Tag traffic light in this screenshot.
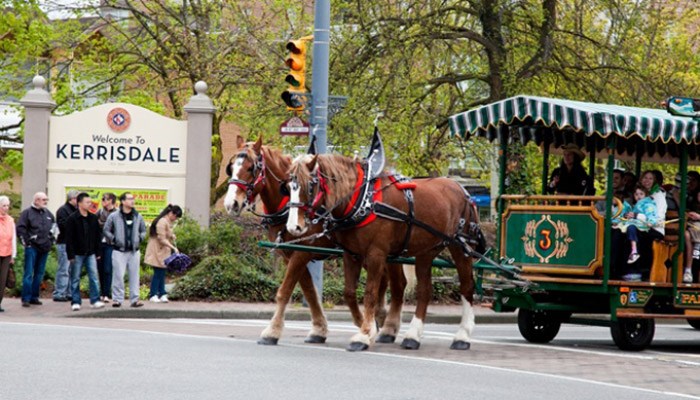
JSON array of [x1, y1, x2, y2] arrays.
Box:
[[282, 39, 307, 111]]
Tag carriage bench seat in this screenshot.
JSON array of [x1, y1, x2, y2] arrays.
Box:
[[649, 211, 683, 283]]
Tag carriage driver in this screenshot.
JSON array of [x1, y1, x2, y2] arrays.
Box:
[[546, 143, 594, 196]]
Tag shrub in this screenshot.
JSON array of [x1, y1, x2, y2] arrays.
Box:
[[170, 255, 277, 302]]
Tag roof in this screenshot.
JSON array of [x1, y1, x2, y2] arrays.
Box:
[[448, 95, 700, 161]]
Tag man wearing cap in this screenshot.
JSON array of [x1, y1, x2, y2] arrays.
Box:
[[53, 189, 79, 302], [546, 144, 594, 196]]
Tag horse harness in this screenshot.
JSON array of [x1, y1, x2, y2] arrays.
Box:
[[303, 161, 479, 257]]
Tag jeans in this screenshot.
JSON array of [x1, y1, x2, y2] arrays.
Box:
[[21, 247, 49, 303], [70, 254, 100, 305], [53, 244, 72, 300], [97, 244, 113, 298], [148, 267, 167, 298], [626, 225, 640, 244]]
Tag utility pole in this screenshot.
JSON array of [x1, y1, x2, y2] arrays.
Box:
[[305, 0, 331, 301]]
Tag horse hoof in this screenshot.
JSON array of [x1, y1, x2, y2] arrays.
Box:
[[257, 337, 279, 346], [346, 342, 369, 352], [450, 340, 471, 350], [400, 338, 421, 350], [304, 335, 327, 344], [376, 334, 396, 344]]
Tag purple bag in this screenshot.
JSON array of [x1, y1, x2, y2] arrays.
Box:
[[164, 253, 192, 273]]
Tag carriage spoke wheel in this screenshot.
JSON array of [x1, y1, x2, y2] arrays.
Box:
[[517, 309, 561, 344], [610, 318, 655, 351], [687, 319, 700, 330]]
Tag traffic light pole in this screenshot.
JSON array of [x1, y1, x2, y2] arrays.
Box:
[[310, 0, 330, 153], [305, 0, 331, 302]]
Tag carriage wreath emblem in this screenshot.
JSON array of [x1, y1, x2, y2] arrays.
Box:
[[522, 214, 573, 263], [107, 107, 131, 133]]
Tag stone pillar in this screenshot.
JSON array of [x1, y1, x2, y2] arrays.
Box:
[[183, 81, 215, 227], [19, 76, 55, 209]]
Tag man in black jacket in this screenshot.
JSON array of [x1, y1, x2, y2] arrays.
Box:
[[16, 192, 56, 307], [53, 190, 79, 302], [65, 193, 104, 311]]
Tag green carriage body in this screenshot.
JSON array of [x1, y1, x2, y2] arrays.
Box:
[[449, 95, 700, 350]]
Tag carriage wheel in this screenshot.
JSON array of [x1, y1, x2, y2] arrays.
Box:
[[610, 318, 655, 351], [687, 319, 700, 330], [517, 309, 562, 344]]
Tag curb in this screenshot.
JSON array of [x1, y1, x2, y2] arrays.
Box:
[[72, 309, 519, 324]]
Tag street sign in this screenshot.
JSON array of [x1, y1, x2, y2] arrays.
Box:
[[279, 116, 310, 136]]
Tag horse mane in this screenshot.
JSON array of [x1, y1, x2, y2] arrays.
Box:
[[261, 145, 291, 180], [317, 154, 362, 207], [290, 153, 366, 207]]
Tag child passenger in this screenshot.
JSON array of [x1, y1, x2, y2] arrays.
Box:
[[613, 184, 659, 268]]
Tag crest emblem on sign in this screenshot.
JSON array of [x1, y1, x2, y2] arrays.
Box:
[[107, 107, 131, 133], [522, 215, 573, 263]]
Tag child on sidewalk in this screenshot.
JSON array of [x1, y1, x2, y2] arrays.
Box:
[[613, 184, 659, 280]]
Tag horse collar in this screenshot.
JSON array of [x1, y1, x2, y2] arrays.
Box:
[[330, 163, 381, 230]]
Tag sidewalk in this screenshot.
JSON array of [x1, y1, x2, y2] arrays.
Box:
[[0, 297, 517, 324]]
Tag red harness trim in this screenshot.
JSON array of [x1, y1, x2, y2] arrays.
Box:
[[263, 196, 289, 214], [389, 175, 417, 190], [342, 164, 366, 216], [340, 164, 382, 228], [355, 180, 382, 228]]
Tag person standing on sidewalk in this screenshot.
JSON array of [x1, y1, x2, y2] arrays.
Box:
[[103, 192, 146, 308], [96, 192, 117, 302], [0, 195, 17, 312], [16, 192, 56, 307], [53, 189, 79, 302], [65, 193, 104, 311], [144, 204, 182, 303]]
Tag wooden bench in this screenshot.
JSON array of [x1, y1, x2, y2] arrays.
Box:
[[650, 211, 684, 283]]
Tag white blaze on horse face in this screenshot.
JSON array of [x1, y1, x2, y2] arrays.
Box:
[[286, 180, 307, 236], [223, 158, 246, 214], [453, 295, 475, 343]]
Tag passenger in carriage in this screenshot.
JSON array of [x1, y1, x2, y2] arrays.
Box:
[[683, 180, 700, 283], [546, 144, 594, 195], [610, 170, 667, 281], [612, 184, 659, 267]]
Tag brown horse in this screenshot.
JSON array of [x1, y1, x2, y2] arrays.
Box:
[[223, 138, 399, 345], [286, 153, 476, 351]]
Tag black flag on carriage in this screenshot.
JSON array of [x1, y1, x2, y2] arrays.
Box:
[[307, 134, 317, 155], [366, 126, 385, 179]]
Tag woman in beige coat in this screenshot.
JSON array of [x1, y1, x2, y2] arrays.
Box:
[[144, 204, 182, 303]]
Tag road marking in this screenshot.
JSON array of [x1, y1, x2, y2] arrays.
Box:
[[2, 320, 698, 399]]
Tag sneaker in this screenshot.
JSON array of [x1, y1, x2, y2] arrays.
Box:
[[159, 295, 169, 303], [91, 301, 105, 309], [53, 297, 69, 302], [71, 304, 81, 311], [112, 302, 121, 308], [21, 302, 30, 308], [149, 296, 161, 303], [130, 301, 144, 308], [627, 252, 640, 264], [102, 297, 111, 303], [683, 269, 693, 283], [29, 300, 43, 305], [622, 273, 642, 282]]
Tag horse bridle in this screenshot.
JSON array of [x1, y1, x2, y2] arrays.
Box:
[[288, 169, 328, 220], [228, 149, 265, 206]]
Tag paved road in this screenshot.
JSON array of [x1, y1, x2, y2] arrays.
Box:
[[1, 319, 698, 399]]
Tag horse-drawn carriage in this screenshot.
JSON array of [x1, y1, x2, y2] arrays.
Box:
[[226, 94, 700, 352], [449, 95, 700, 350]]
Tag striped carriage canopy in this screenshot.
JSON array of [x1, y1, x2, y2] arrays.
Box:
[[448, 95, 700, 161]]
